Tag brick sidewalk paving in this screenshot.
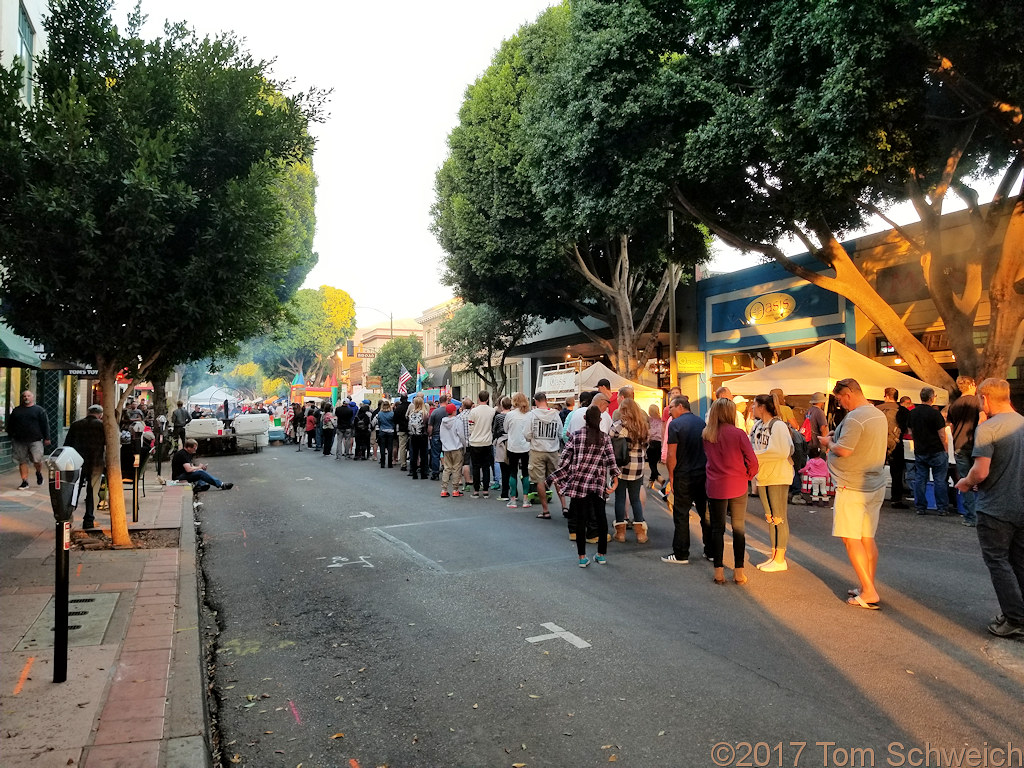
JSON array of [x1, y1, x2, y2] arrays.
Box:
[[0, 474, 210, 768]]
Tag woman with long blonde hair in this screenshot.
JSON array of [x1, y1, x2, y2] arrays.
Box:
[[502, 392, 533, 508], [407, 396, 430, 479], [703, 398, 759, 584], [609, 398, 651, 543]]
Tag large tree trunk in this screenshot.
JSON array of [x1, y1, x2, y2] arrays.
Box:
[[97, 358, 131, 548], [569, 235, 675, 381], [980, 200, 1024, 380]]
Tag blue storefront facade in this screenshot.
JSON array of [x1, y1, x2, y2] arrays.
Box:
[[694, 253, 856, 413]]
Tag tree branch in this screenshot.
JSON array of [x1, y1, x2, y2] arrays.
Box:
[[569, 242, 618, 299], [671, 184, 778, 259], [636, 268, 673, 336], [572, 317, 614, 356], [859, 201, 927, 257]]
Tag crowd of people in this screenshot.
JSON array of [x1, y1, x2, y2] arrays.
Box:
[[194, 375, 1022, 639]]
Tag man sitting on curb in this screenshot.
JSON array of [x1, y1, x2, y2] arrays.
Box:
[[171, 439, 233, 490]]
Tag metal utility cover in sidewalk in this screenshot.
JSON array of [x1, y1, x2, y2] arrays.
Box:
[[15, 593, 120, 651]]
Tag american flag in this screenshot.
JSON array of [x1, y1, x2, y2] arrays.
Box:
[[397, 364, 412, 395]]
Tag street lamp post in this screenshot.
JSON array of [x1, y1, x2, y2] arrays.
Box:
[[667, 209, 678, 389], [356, 305, 393, 339]]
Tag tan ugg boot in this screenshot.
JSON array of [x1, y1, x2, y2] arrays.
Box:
[[634, 521, 648, 543], [613, 522, 627, 543]]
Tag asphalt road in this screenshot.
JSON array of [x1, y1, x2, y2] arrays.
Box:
[[196, 443, 1024, 768]]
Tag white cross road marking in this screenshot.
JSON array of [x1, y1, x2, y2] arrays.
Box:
[[327, 556, 374, 569], [526, 622, 591, 649], [349, 511, 375, 519]]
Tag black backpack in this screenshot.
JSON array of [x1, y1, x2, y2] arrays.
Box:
[[789, 424, 808, 471], [354, 412, 370, 434]]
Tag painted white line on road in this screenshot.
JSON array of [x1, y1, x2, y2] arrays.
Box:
[[376, 516, 483, 530], [526, 622, 591, 649], [327, 556, 374, 568], [349, 511, 375, 519], [296, 476, 313, 481]]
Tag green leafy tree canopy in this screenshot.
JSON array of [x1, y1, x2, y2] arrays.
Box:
[[0, 0, 325, 545], [438, 303, 540, 398], [369, 336, 423, 397]]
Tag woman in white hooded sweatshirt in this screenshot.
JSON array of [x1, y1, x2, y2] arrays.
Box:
[[503, 392, 533, 508], [749, 393, 795, 571]]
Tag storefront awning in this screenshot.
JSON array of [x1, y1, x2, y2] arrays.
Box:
[[0, 324, 42, 368]]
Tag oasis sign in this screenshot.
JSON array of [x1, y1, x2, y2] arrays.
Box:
[[745, 293, 796, 325]]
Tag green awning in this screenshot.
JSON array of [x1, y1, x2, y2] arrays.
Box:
[[0, 324, 42, 368]]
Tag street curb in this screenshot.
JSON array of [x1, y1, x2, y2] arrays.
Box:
[[163, 493, 213, 768]]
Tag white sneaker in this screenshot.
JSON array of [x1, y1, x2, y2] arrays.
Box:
[[507, 500, 518, 508], [522, 500, 532, 508], [758, 560, 788, 572]]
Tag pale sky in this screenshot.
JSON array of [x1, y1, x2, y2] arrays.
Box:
[[113, 0, 558, 330]]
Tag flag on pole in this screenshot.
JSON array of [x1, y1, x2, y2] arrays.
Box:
[[398, 364, 412, 395], [415, 361, 428, 392]]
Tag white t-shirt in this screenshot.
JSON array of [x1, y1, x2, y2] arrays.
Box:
[[467, 403, 496, 447]]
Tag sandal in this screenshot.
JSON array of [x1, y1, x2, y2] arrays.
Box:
[[536, 512, 551, 519], [847, 595, 881, 610]]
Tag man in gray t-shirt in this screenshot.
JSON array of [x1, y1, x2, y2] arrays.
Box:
[[956, 378, 1024, 638], [821, 378, 888, 610]]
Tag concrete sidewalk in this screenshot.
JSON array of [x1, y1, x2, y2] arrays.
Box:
[[0, 472, 211, 768]]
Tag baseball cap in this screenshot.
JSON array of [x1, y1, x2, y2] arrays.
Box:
[[445, 403, 457, 416], [732, 395, 748, 405], [810, 392, 826, 404]]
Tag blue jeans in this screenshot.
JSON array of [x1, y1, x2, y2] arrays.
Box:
[[429, 435, 442, 477], [178, 469, 223, 488], [614, 477, 645, 523], [955, 451, 976, 523], [913, 451, 950, 513]]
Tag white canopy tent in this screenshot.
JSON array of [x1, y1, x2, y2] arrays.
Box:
[[188, 385, 240, 410], [578, 361, 664, 413], [721, 340, 949, 405]]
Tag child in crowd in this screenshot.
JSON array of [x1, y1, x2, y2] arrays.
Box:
[[800, 455, 831, 506], [439, 403, 468, 497]]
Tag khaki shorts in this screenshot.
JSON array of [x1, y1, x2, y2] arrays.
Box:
[[13, 440, 44, 465], [832, 485, 885, 539], [529, 451, 559, 484]]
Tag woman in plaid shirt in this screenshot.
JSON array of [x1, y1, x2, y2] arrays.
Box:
[[548, 406, 621, 567]]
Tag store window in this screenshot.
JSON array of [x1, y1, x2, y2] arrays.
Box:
[[18, 3, 35, 106], [710, 344, 813, 394], [1, 368, 24, 430]]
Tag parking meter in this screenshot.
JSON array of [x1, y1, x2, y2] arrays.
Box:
[[46, 447, 84, 522], [44, 446, 83, 684], [155, 414, 168, 476]]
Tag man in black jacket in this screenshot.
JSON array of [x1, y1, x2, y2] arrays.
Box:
[[334, 399, 354, 459], [909, 387, 951, 516], [394, 394, 410, 471], [6, 390, 50, 489], [64, 404, 106, 528]]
